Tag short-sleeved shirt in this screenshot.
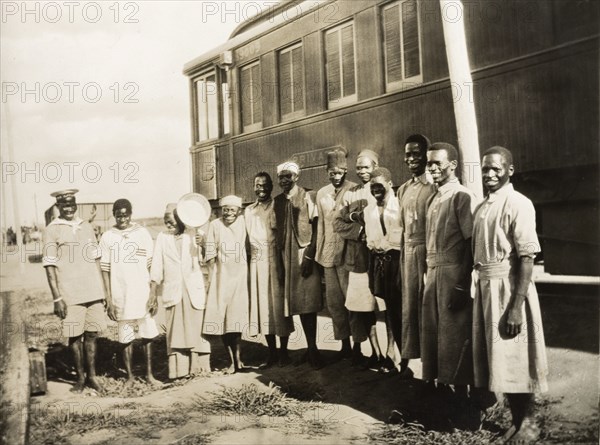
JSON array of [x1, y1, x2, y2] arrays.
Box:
[[472, 183, 540, 267], [426, 179, 478, 265], [42, 218, 105, 305], [100, 224, 154, 320]]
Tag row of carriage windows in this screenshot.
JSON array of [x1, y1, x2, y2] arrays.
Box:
[[194, 0, 421, 143]]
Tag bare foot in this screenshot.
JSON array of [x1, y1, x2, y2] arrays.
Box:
[[509, 418, 540, 443], [224, 364, 236, 375], [235, 361, 250, 373], [496, 424, 517, 444], [259, 355, 278, 370], [123, 378, 136, 390], [70, 380, 85, 393], [146, 375, 163, 388], [86, 376, 105, 394]]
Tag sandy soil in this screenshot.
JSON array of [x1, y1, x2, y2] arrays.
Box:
[[1, 248, 598, 444]]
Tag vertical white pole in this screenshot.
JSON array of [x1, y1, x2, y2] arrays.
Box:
[[439, 0, 483, 199]]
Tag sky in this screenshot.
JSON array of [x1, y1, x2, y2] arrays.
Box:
[[1, 0, 271, 226]]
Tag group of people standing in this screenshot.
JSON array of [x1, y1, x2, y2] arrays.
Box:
[[42, 134, 548, 443]]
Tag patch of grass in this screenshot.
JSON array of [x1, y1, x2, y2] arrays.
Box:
[[194, 382, 323, 418], [172, 433, 213, 445], [29, 404, 190, 445], [278, 419, 330, 437], [366, 422, 498, 445]]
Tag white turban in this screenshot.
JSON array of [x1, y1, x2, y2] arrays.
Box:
[[277, 161, 300, 175], [219, 195, 242, 208], [164, 203, 177, 215]]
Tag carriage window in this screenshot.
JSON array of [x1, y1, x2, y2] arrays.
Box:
[[195, 72, 219, 142], [240, 61, 262, 132], [325, 21, 357, 108], [382, 0, 422, 91], [279, 42, 305, 120]]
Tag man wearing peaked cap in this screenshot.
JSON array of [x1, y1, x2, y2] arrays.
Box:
[[274, 160, 324, 368], [100, 198, 160, 387], [42, 188, 107, 394], [315, 149, 358, 363]]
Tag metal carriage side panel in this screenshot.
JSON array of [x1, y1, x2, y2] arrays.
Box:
[[230, 87, 457, 196], [473, 41, 599, 173]]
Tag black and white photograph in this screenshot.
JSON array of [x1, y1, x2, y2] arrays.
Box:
[[1, 1, 598, 444]]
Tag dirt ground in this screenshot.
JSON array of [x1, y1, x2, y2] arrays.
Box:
[[1, 246, 598, 444]]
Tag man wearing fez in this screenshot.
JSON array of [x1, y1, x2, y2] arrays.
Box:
[[315, 149, 357, 361], [472, 146, 548, 442], [100, 199, 160, 387], [274, 161, 324, 369], [334, 149, 394, 371], [421, 143, 477, 397], [245, 172, 295, 368], [43, 189, 106, 393], [397, 134, 436, 377]]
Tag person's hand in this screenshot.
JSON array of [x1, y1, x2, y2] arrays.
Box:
[[276, 258, 285, 284], [350, 210, 365, 226], [147, 296, 158, 316], [105, 301, 118, 322], [54, 299, 67, 319], [505, 303, 523, 337], [301, 257, 313, 278], [448, 286, 470, 311], [194, 230, 205, 247]]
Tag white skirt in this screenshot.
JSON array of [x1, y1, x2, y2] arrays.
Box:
[[345, 272, 386, 312]]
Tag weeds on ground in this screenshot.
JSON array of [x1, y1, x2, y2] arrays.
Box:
[[29, 403, 191, 445], [171, 433, 213, 445], [194, 381, 323, 418]]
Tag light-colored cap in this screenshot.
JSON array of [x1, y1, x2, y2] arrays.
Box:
[[357, 149, 379, 165], [277, 161, 300, 175], [164, 203, 177, 215], [219, 195, 242, 208], [50, 188, 79, 203]]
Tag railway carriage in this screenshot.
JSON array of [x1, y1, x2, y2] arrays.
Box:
[[183, 0, 598, 275]]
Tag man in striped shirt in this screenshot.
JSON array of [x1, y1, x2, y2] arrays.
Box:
[[100, 198, 160, 387]]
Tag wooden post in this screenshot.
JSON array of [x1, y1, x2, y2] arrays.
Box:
[[439, 0, 483, 200], [0, 291, 30, 445]]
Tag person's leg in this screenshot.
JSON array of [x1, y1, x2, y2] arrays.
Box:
[[69, 335, 85, 392], [323, 267, 351, 359], [81, 300, 107, 392], [122, 341, 135, 386], [261, 334, 278, 368], [300, 313, 323, 369], [367, 317, 382, 356], [506, 393, 539, 441], [143, 339, 161, 386], [381, 310, 398, 372], [278, 336, 291, 366], [221, 334, 236, 374], [83, 331, 104, 393], [231, 333, 246, 371]]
